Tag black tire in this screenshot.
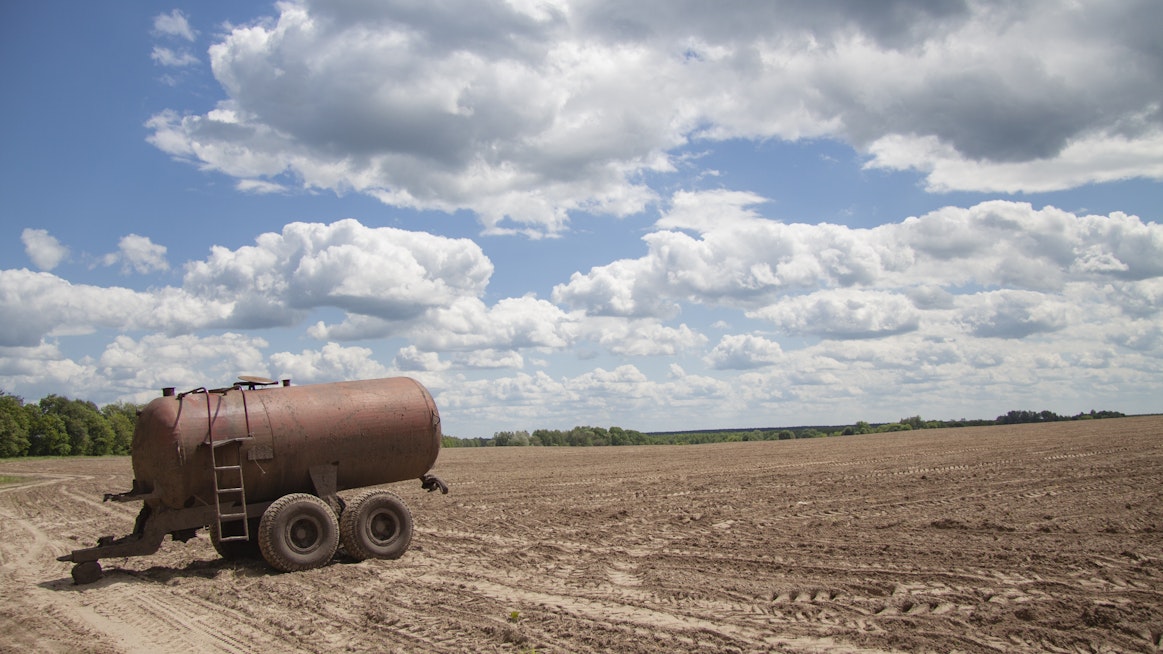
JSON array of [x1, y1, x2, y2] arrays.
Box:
[[71, 560, 103, 585], [340, 490, 413, 561], [258, 494, 339, 572], [210, 518, 262, 560]]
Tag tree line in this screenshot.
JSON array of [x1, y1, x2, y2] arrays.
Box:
[[0, 391, 138, 458], [444, 409, 1127, 448], [0, 388, 1128, 457]]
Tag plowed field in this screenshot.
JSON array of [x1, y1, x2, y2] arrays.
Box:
[[2, 416, 1161, 653]]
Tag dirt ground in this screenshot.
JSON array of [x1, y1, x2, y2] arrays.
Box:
[[1, 416, 1161, 653]]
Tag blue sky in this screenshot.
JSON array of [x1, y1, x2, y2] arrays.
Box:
[[2, 1, 1161, 437]]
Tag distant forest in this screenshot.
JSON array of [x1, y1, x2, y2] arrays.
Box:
[[443, 409, 1127, 448], [0, 388, 1128, 458]]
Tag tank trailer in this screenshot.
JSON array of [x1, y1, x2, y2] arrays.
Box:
[[58, 376, 448, 584]]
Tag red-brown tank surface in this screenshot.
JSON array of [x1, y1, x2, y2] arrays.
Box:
[[131, 377, 441, 511]]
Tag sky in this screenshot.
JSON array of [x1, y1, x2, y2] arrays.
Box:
[[1, 0, 1161, 438]]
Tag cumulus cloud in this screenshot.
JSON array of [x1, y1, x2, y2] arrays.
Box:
[[146, 0, 1163, 234], [0, 341, 95, 397], [581, 318, 706, 357], [410, 296, 574, 351], [558, 193, 1163, 321], [183, 219, 493, 329], [0, 270, 154, 347], [394, 345, 450, 372], [956, 291, 1070, 339], [896, 202, 1163, 289], [21, 228, 69, 271], [99, 332, 269, 392], [556, 192, 892, 315], [102, 234, 169, 274], [543, 191, 1163, 424], [153, 9, 195, 41], [454, 349, 526, 370], [750, 290, 921, 339], [270, 342, 391, 382], [705, 334, 784, 370], [1, 220, 499, 349]]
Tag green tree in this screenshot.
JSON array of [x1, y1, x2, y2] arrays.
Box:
[[492, 430, 531, 446], [101, 402, 138, 455], [899, 415, 926, 430], [877, 423, 912, 432], [532, 429, 565, 446], [38, 395, 117, 455], [28, 411, 70, 456], [0, 392, 32, 458], [39, 395, 90, 455], [84, 410, 116, 455]]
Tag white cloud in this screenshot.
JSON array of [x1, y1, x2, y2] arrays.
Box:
[[552, 256, 678, 318], [558, 194, 1163, 319], [0, 269, 155, 347], [0, 341, 95, 397], [153, 9, 196, 41], [705, 334, 784, 370], [151, 46, 199, 67], [236, 179, 288, 194], [955, 291, 1071, 339], [394, 345, 450, 372], [2, 220, 499, 348], [269, 342, 391, 383], [183, 219, 493, 328], [146, 1, 1163, 234], [865, 129, 1163, 193], [580, 318, 706, 357], [539, 192, 1163, 427], [410, 296, 574, 351], [102, 234, 169, 274], [749, 289, 921, 339], [454, 349, 525, 370], [21, 228, 69, 271], [99, 332, 270, 392]]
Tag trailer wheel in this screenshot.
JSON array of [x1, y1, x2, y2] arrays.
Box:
[[71, 560, 103, 585], [210, 518, 261, 560], [340, 490, 413, 561], [258, 493, 339, 572]]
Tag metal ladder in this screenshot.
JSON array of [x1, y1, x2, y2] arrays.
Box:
[[200, 386, 254, 542], [211, 439, 249, 541]]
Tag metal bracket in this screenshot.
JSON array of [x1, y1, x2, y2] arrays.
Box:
[[420, 474, 449, 494]]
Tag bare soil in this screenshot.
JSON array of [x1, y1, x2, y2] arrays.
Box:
[[2, 417, 1161, 653]]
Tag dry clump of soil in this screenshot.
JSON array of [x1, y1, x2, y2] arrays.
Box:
[[2, 416, 1161, 653]]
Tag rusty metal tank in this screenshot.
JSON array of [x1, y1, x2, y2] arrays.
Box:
[[131, 377, 442, 511]]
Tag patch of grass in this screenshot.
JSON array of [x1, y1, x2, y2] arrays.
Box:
[[0, 475, 23, 485]]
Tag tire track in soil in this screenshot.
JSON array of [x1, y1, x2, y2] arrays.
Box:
[[0, 469, 312, 654], [433, 571, 916, 653], [420, 527, 979, 653]]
